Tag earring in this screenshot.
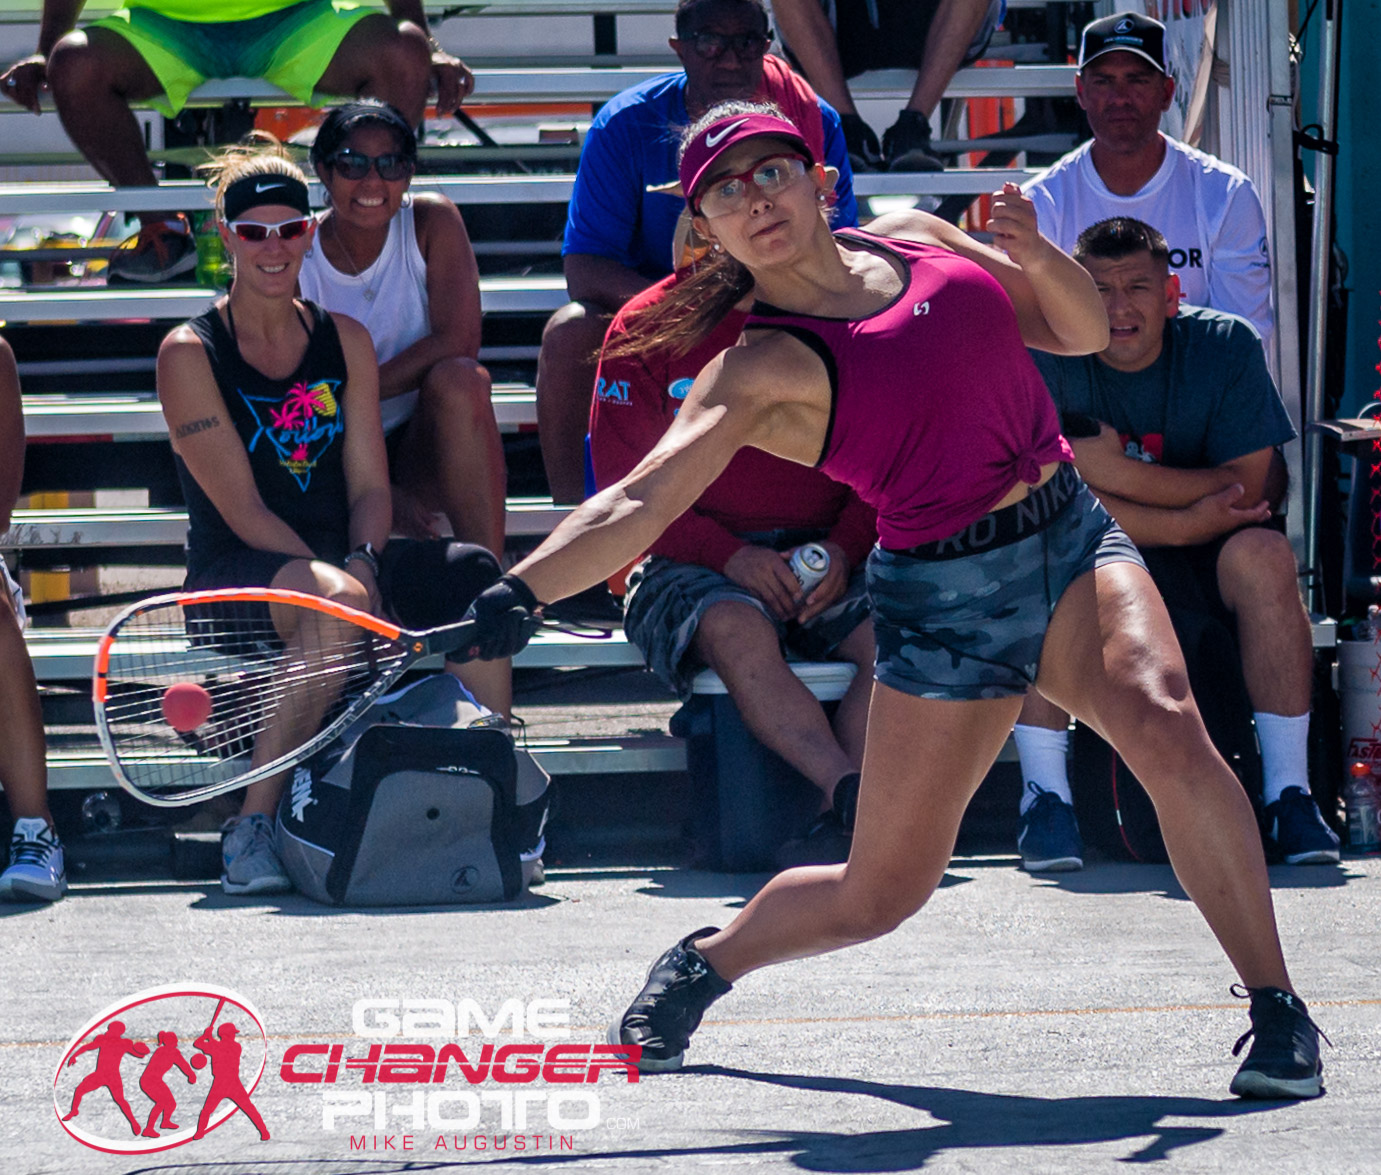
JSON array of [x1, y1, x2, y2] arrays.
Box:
[[711, 242, 723, 253], [817, 191, 827, 204]]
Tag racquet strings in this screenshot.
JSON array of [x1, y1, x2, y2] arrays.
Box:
[[100, 596, 409, 800]]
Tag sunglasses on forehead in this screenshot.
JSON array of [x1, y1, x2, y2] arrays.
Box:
[[681, 29, 772, 60], [327, 149, 415, 182], [228, 216, 314, 243]]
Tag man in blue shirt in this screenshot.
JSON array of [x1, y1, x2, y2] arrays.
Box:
[[1013, 217, 1338, 873], [536, 0, 857, 504]]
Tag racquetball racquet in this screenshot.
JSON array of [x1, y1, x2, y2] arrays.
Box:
[[92, 587, 508, 808]]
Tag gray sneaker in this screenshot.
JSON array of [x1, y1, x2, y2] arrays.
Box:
[[221, 813, 291, 895], [0, 817, 67, 902], [106, 218, 197, 284]]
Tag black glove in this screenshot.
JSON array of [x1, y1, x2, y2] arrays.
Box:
[[464, 574, 543, 660]]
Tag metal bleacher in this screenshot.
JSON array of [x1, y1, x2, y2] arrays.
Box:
[[1, 0, 1088, 798]]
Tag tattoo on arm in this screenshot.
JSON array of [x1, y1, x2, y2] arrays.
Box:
[[175, 415, 220, 440]]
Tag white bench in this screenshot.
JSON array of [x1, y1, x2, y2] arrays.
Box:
[[0, 496, 573, 550], [0, 167, 1040, 219], [0, 275, 568, 324], [21, 385, 538, 440]]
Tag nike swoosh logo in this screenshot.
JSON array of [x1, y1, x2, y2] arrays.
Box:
[[913, 301, 930, 316], [255, 182, 283, 193], [705, 119, 749, 147]]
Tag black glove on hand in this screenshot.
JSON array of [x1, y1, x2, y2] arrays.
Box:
[[465, 574, 542, 660]]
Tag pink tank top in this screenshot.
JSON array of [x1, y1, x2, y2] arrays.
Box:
[[745, 230, 1073, 549]]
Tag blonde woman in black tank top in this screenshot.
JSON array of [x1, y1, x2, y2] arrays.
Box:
[[158, 142, 501, 897]]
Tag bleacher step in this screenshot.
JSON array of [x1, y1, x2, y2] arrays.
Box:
[[24, 623, 644, 682], [21, 385, 538, 440], [45, 732, 687, 791]]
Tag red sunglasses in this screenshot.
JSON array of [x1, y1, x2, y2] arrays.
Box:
[[228, 216, 314, 243]]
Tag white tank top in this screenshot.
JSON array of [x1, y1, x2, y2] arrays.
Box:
[[299, 196, 430, 435]]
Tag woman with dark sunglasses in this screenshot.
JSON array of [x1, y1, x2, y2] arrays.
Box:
[[157, 139, 503, 897], [300, 99, 511, 716]]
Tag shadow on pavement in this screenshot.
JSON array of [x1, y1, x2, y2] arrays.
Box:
[[116, 1065, 1288, 1174], [1014, 859, 1356, 900]]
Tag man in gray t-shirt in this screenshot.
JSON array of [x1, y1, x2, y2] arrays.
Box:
[[1012, 217, 1338, 874]]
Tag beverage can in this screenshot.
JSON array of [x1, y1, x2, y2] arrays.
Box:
[[788, 542, 830, 595]]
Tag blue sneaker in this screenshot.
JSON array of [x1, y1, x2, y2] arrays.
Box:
[[1265, 787, 1341, 865], [220, 813, 291, 896], [0, 818, 67, 902], [1017, 783, 1084, 872]]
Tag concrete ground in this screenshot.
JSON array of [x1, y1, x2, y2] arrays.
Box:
[[3, 850, 1377, 1174]]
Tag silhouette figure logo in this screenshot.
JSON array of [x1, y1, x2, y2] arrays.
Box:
[[54, 984, 269, 1155]]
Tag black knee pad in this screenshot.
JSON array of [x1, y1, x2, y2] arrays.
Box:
[[380, 540, 502, 631]]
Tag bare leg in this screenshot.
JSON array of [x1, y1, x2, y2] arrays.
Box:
[[1036, 561, 1291, 992], [906, 0, 993, 118], [699, 685, 1023, 981], [536, 302, 610, 504], [829, 619, 875, 768], [0, 589, 50, 823], [769, 0, 857, 114], [448, 656, 512, 721], [1216, 528, 1312, 716], [44, 29, 163, 216], [693, 601, 858, 802], [1020, 690, 1069, 729], [394, 357, 506, 553], [237, 560, 370, 818], [316, 15, 432, 127]]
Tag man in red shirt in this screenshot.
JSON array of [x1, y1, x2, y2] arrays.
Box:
[[591, 273, 876, 866]]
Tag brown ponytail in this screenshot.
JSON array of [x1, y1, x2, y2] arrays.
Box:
[[602, 252, 754, 361]]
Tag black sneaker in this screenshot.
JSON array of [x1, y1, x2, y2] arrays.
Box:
[[831, 770, 860, 830], [1265, 787, 1341, 864], [882, 110, 944, 173], [1016, 783, 1084, 872], [840, 113, 884, 173], [1229, 985, 1328, 1099], [606, 927, 732, 1072], [774, 810, 851, 869]]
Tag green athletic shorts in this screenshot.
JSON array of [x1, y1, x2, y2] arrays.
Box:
[[91, 0, 386, 117]]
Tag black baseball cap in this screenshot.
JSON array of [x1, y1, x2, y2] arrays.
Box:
[[1078, 12, 1168, 74]]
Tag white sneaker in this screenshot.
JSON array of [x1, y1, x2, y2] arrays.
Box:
[[220, 814, 291, 895], [0, 818, 67, 901]]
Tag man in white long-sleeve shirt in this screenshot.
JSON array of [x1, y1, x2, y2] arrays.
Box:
[[1023, 11, 1274, 359]]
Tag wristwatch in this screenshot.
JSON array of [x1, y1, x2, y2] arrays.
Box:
[[343, 542, 380, 577]]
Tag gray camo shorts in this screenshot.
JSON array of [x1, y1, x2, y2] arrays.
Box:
[[623, 529, 872, 700], [868, 467, 1143, 700]]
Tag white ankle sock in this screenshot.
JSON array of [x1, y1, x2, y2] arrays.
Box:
[[1014, 723, 1072, 813], [1255, 711, 1311, 805]]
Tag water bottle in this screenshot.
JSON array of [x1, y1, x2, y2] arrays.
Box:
[[788, 542, 830, 595], [1344, 760, 1381, 852], [194, 212, 228, 289]]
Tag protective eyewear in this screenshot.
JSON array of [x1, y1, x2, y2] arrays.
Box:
[[682, 30, 772, 60], [328, 149, 415, 182], [228, 216, 315, 243], [695, 155, 809, 218]]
